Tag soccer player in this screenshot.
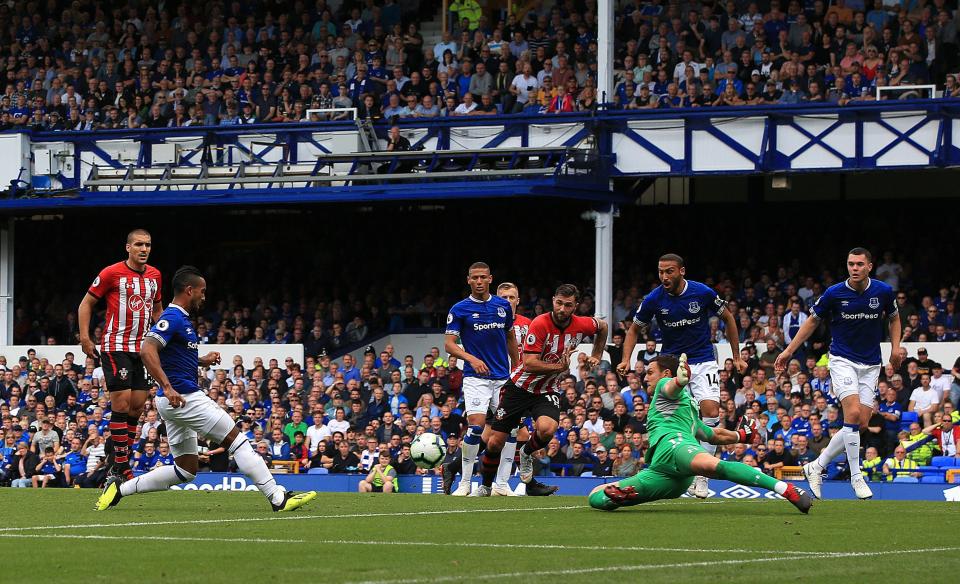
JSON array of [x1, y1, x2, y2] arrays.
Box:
[[79, 228, 162, 481], [588, 353, 811, 513], [494, 282, 560, 497], [476, 284, 608, 497], [96, 266, 317, 512], [618, 253, 746, 498], [443, 262, 520, 496], [775, 247, 901, 500]]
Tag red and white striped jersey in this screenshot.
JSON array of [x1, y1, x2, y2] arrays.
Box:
[[88, 261, 162, 353], [512, 314, 532, 349], [510, 313, 600, 394]]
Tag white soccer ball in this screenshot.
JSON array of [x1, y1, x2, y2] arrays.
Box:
[[410, 432, 446, 469]]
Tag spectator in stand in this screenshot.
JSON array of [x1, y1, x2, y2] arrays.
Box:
[[882, 445, 921, 481], [909, 373, 942, 426], [921, 414, 960, 457]]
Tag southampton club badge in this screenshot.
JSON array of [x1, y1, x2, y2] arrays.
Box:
[[119, 367, 129, 380], [688, 301, 701, 314], [869, 297, 879, 309]]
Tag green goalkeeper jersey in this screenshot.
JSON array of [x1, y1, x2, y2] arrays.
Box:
[[645, 377, 705, 463]]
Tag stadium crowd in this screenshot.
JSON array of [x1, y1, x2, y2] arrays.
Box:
[[1, 0, 959, 133], [2, 246, 959, 488]]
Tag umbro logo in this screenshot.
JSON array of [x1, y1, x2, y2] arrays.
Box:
[[841, 301, 850, 306], [660, 308, 670, 314], [472, 313, 480, 319]]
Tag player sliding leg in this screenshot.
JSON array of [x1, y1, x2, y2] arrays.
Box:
[[618, 254, 747, 499], [95, 266, 317, 512], [589, 353, 810, 513], [775, 247, 901, 500], [442, 263, 519, 496]]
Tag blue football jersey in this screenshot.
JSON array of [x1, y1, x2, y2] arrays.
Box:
[[445, 295, 514, 380], [633, 279, 725, 364], [144, 304, 202, 394], [810, 278, 897, 365]]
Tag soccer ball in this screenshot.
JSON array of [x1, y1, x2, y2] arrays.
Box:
[[410, 432, 446, 469]]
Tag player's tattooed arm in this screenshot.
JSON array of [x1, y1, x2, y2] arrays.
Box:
[[887, 313, 903, 370], [719, 308, 747, 373], [587, 317, 608, 368], [616, 321, 646, 376], [141, 337, 183, 407]]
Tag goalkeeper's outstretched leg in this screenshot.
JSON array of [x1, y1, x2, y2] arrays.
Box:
[[588, 450, 812, 514]]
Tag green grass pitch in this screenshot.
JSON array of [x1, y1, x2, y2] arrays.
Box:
[[0, 490, 958, 583]]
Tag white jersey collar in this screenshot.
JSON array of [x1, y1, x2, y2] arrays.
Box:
[[844, 278, 872, 294], [169, 303, 190, 316], [667, 280, 689, 297]]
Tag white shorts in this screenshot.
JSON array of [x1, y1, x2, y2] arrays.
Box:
[[828, 354, 880, 407], [687, 361, 721, 405], [462, 377, 506, 416], [156, 391, 236, 458]]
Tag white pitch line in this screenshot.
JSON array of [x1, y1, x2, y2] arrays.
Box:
[[0, 504, 582, 533], [0, 497, 734, 534], [349, 547, 960, 584], [0, 533, 305, 544], [0, 533, 819, 556], [280, 539, 822, 556]]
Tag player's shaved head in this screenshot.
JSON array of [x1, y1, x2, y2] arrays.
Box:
[[658, 253, 685, 267], [172, 265, 204, 294], [468, 261, 490, 273], [847, 247, 873, 263], [127, 228, 151, 243]]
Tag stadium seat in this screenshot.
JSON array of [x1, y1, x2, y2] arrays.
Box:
[[920, 475, 945, 484], [893, 476, 919, 483], [899, 411, 919, 431], [932, 456, 959, 467], [307, 468, 329, 475]]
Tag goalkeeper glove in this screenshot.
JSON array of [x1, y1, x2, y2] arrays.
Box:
[[676, 353, 690, 387], [736, 416, 760, 444]]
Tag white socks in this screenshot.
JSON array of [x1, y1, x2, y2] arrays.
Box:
[[230, 437, 285, 506], [815, 424, 860, 477], [841, 425, 863, 480], [461, 425, 483, 481], [496, 429, 519, 486], [119, 464, 195, 496]]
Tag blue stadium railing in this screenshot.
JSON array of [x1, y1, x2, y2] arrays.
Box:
[[3, 98, 960, 210]]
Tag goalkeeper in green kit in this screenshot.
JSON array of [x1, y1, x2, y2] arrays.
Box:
[[588, 353, 812, 514]]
